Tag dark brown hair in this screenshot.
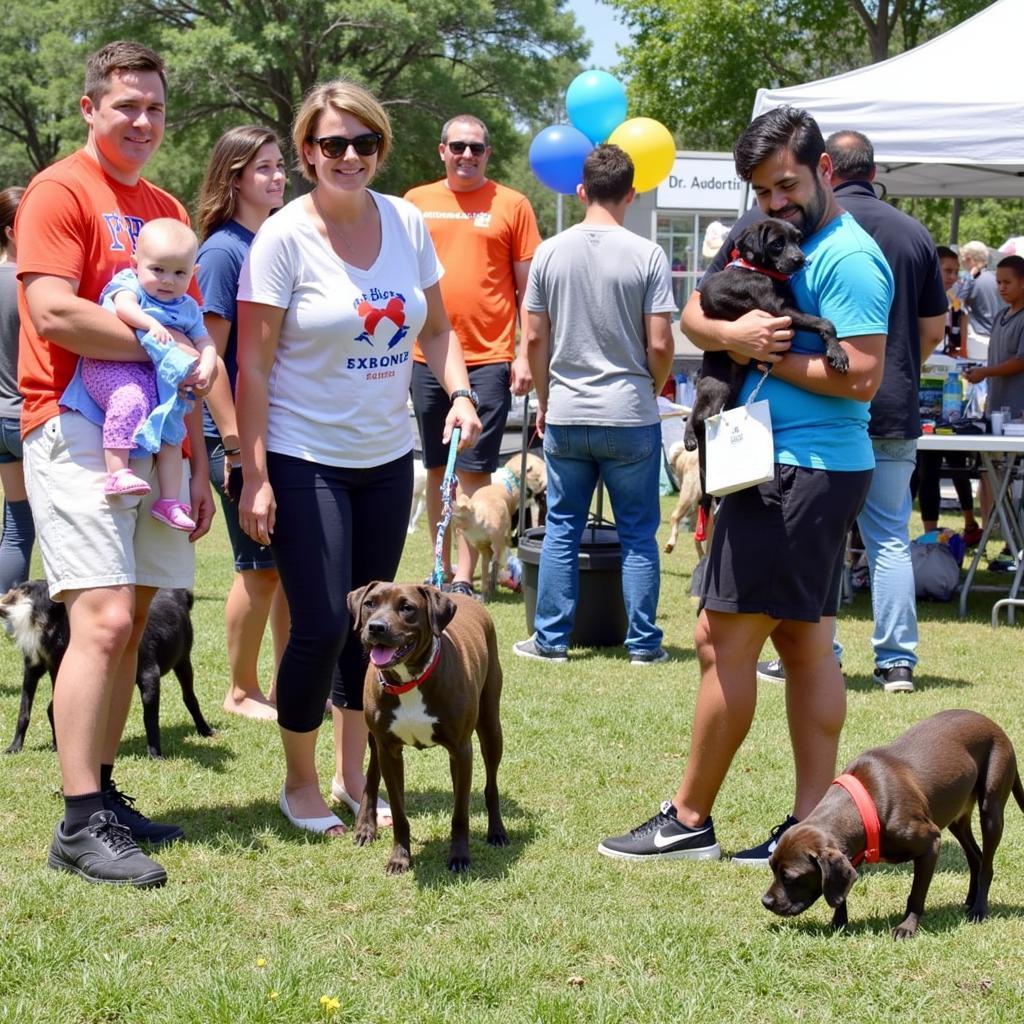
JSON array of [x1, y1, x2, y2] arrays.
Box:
[[84, 41, 166, 102], [0, 186, 24, 255]]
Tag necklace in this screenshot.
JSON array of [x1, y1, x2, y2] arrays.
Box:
[[313, 192, 369, 254]]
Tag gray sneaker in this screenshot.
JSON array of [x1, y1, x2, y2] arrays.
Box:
[[512, 636, 567, 662], [872, 664, 914, 693], [630, 647, 670, 666], [48, 810, 168, 888], [755, 658, 786, 683]]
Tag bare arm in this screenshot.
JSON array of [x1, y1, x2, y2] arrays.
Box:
[[524, 309, 551, 434], [646, 312, 674, 396], [236, 300, 285, 545], [770, 333, 886, 401], [964, 354, 1024, 384], [185, 402, 215, 543], [680, 288, 793, 363], [510, 258, 533, 395], [919, 313, 946, 363], [202, 313, 240, 476], [418, 282, 482, 450], [111, 289, 173, 344], [22, 274, 155, 362]]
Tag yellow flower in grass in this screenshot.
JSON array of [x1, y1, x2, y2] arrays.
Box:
[[256, 958, 267, 968], [320, 995, 341, 1015], [268, 991, 279, 1001]]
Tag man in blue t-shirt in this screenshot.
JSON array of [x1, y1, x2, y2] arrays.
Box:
[[599, 106, 893, 868]]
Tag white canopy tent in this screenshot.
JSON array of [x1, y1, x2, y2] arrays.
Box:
[[750, 0, 1024, 199]]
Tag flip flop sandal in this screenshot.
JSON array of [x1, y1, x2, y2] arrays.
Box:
[[104, 468, 152, 496]]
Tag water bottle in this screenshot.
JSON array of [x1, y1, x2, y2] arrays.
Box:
[[942, 370, 962, 422]]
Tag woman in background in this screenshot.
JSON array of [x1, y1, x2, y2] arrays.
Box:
[[196, 127, 289, 721], [0, 186, 35, 591]]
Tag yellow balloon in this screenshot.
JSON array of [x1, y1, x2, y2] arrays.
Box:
[[607, 117, 676, 193]]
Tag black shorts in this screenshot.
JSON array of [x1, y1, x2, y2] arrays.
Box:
[[700, 464, 872, 622], [412, 360, 512, 472]]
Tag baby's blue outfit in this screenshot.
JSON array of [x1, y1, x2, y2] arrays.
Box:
[[61, 269, 205, 453]]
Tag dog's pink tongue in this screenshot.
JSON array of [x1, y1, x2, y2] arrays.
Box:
[[370, 646, 395, 667]]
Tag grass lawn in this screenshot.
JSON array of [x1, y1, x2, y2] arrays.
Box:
[[3, 494, 1024, 1022]]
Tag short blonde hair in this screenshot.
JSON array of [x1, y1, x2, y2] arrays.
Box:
[[292, 80, 392, 184], [137, 218, 199, 262], [960, 240, 989, 268]]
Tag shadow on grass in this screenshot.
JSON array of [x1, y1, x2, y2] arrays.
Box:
[[160, 787, 535, 878], [117, 722, 234, 769]]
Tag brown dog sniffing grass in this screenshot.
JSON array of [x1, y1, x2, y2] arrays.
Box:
[[347, 581, 508, 874], [762, 710, 1024, 939]]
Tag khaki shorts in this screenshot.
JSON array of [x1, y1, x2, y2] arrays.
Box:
[[23, 412, 195, 601]]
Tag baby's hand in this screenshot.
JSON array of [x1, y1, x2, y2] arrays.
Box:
[[148, 323, 174, 345]]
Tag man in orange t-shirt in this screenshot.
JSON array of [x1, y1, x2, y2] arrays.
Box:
[[16, 40, 214, 887], [405, 114, 541, 595]]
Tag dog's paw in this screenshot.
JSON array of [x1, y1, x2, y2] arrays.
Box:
[[447, 854, 471, 873], [891, 918, 920, 940], [385, 849, 411, 875], [353, 823, 378, 847], [966, 903, 989, 923], [683, 436, 698, 451], [826, 345, 849, 373], [487, 825, 510, 847]]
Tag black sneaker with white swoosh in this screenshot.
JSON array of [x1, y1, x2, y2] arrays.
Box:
[[597, 800, 721, 861], [731, 815, 799, 866]]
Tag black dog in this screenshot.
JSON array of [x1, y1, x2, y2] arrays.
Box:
[[683, 218, 848, 504], [1, 581, 214, 758]]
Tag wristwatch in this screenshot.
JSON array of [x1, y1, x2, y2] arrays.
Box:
[[450, 388, 480, 409]]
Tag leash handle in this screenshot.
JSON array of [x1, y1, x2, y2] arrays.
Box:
[[431, 425, 461, 588], [747, 365, 772, 405]]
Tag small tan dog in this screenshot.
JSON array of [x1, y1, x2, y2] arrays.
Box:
[[452, 453, 547, 601], [663, 440, 708, 557]]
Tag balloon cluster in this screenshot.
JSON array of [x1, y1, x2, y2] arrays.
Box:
[[528, 71, 676, 197]]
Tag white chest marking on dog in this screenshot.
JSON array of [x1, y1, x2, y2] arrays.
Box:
[[389, 689, 438, 748]]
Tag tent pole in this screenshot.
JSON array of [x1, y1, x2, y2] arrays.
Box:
[[950, 198, 962, 244]]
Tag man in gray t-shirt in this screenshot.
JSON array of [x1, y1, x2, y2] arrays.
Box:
[[512, 144, 676, 664], [965, 256, 1024, 417]]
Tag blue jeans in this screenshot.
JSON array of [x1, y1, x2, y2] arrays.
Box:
[[856, 438, 918, 669], [534, 423, 663, 653]]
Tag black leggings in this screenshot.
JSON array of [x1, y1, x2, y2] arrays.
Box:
[[911, 451, 974, 523], [268, 451, 413, 732]]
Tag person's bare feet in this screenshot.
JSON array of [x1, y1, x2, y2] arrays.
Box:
[[222, 691, 278, 721]]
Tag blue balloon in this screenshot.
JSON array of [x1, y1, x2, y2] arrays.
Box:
[[566, 70, 628, 144], [529, 125, 594, 195]]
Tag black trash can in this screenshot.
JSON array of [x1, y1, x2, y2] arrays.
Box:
[[517, 523, 627, 648]]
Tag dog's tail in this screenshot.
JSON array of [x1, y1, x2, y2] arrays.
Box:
[[1013, 771, 1024, 815]]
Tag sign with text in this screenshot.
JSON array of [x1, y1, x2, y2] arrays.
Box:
[[657, 154, 744, 211]]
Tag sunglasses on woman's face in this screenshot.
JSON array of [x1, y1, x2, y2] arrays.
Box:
[[308, 133, 383, 159], [447, 141, 487, 156]]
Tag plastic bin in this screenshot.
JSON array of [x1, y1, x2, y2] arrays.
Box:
[[517, 523, 627, 648]]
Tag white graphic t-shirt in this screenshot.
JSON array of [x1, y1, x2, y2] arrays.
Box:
[[239, 192, 442, 468]]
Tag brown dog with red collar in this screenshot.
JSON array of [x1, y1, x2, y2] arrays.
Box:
[[762, 710, 1024, 939], [347, 581, 508, 874]]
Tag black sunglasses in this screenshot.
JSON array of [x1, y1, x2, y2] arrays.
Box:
[[308, 133, 383, 158], [447, 141, 487, 156]]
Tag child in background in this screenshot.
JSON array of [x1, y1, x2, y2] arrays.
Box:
[[963, 255, 1024, 561], [938, 245, 968, 355], [70, 218, 217, 531]]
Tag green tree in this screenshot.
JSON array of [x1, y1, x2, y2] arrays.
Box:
[[608, 0, 991, 150]]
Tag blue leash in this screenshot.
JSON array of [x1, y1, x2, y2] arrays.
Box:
[[432, 426, 461, 587]]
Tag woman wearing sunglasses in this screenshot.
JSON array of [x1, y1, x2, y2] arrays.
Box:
[[236, 80, 481, 836]]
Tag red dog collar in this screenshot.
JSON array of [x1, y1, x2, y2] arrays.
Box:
[[832, 773, 882, 865], [378, 638, 442, 695], [728, 249, 792, 283]]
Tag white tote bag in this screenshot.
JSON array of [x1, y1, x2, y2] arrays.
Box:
[[704, 369, 775, 497]]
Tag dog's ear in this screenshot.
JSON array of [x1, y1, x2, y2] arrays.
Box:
[[420, 585, 457, 637], [816, 846, 858, 908], [347, 582, 379, 631]]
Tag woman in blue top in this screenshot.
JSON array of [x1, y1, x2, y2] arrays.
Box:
[[196, 126, 288, 722]]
